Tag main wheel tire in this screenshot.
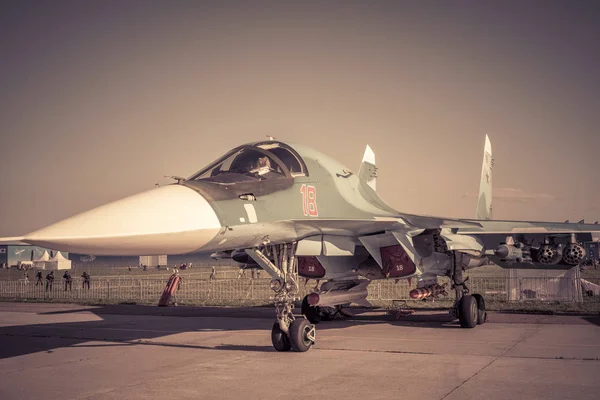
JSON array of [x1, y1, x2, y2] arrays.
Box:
[[320, 307, 336, 321], [271, 322, 291, 352], [458, 295, 479, 328], [472, 293, 487, 325], [301, 296, 321, 324], [289, 319, 315, 352]]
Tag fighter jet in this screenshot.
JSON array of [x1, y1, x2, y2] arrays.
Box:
[[2, 135, 599, 352]]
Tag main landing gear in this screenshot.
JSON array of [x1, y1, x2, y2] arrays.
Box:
[[246, 242, 316, 352], [450, 253, 487, 328]]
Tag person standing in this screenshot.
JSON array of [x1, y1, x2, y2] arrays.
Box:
[[82, 271, 90, 289], [45, 271, 54, 291], [63, 270, 73, 291], [210, 266, 216, 280], [35, 270, 43, 286]]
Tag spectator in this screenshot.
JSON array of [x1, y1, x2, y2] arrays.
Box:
[[45, 271, 54, 291], [35, 270, 43, 286], [237, 268, 246, 279], [63, 270, 73, 291], [82, 271, 90, 289]]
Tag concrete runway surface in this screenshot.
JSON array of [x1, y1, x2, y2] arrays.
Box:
[[0, 303, 599, 400]]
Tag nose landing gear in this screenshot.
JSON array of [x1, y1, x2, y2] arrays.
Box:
[[247, 243, 316, 352]]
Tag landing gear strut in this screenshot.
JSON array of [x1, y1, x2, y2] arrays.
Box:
[[246, 243, 316, 352], [450, 253, 487, 328]]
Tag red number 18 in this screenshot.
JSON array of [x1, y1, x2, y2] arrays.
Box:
[[301, 184, 318, 217]]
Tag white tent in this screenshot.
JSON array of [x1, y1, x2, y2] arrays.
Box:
[[33, 250, 50, 270], [47, 251, 72, 270]]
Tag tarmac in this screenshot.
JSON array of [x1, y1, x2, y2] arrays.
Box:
[[0, 302, 599, 400]]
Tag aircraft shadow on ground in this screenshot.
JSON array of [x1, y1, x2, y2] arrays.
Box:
[[582, 316, 600, 327], [0, 304, 466, 359], [69, 341, 275, 353]]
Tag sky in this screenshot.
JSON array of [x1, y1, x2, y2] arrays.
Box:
[[1, 0, 599, 236]]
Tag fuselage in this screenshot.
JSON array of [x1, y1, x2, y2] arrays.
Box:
[[20, 140, 399, 257]]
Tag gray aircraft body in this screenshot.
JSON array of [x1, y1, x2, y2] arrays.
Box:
[[2, 136, 599, 352]]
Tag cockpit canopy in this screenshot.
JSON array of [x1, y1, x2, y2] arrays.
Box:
[[188, 141, 307, 184], [185, 141, 307, 200]]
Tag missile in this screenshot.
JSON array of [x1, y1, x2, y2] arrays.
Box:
[[494, 244, 532, 263], [409, 284, 447, 300], [307, 288, 369, 307], [307, 281, 370, 307]]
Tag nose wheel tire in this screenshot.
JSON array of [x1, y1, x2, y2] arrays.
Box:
[[458, 295, 479, 328], [289, 319, 316, 352], [271, 322, 291, 351]]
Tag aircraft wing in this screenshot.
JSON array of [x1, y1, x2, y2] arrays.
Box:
[[449, 219, 600, 235], [290, 216, 482, 237], [288, 215, 600, 246], [285, 214, 600, 271], [291, 215, 600, 237]]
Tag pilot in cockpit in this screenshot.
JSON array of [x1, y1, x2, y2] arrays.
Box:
[[249, 156, 274, 177]]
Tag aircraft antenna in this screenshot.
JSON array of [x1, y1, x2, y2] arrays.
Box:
[[164, 175, 186, 184]]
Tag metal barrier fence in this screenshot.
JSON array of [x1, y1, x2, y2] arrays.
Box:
[[0, 268, 248, 282], [0, 276, 592, 304]]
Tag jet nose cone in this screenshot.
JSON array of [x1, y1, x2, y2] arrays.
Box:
[[24, 185, 221, 255]]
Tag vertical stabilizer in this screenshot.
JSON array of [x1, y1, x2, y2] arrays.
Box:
[[358, 145, 377, 191], [476, 135, 493, 220]]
